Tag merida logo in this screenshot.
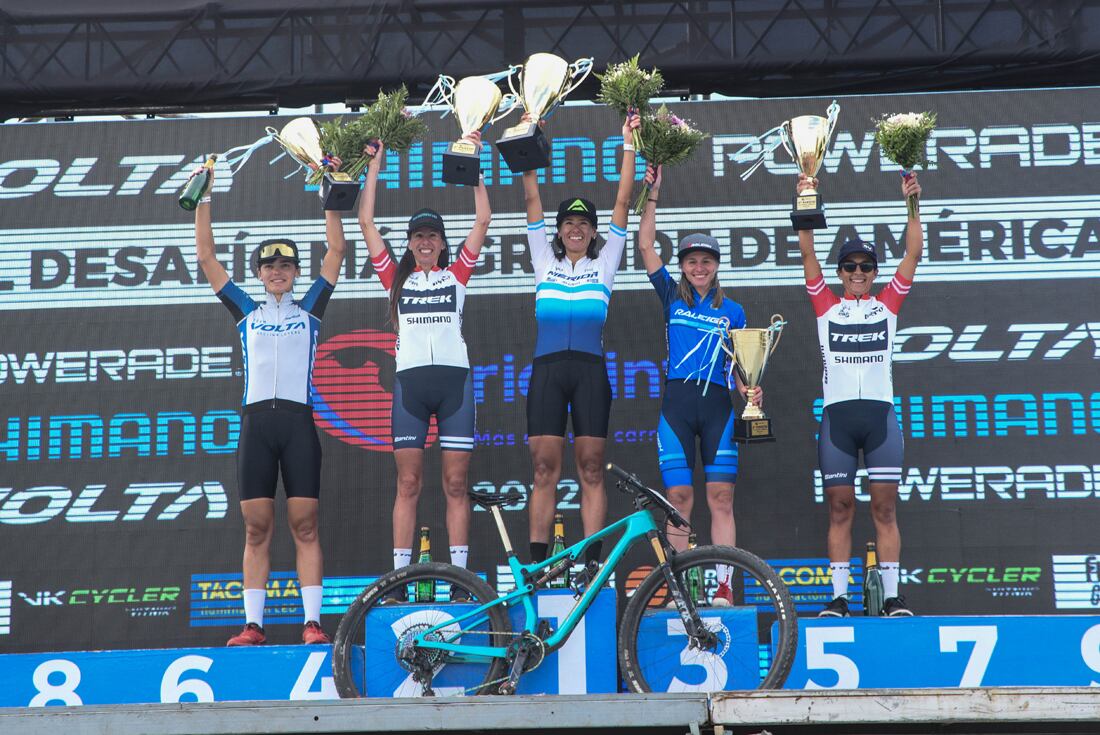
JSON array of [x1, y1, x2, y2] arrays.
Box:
[[567, 199, 589, 212]]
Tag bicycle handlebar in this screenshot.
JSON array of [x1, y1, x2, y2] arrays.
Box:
[[605, 463, 690, 529]]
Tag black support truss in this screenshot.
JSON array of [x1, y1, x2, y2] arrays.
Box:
[[1, 0, 1099, 118]]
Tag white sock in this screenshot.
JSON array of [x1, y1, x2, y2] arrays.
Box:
[[880, 562, 900, 598], [829, 562, 850, 599], [393, 548, 412, 570], [301, 585, 323, 624], [449, 545, 469, 569], [715, 564, 733, 586], [243, 588, 266, 627]]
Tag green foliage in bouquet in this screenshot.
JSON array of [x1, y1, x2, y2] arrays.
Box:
[[874, 111, 936, 217], [634, 105, 708, 215], [308, 85, 428, 184], [597, 54, 664, 149]]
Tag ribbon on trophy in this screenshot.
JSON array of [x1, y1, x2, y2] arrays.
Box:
[[734, 100, 840, 181], [672, 316, 731, 396]]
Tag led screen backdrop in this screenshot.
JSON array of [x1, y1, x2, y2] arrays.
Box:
[[1, 86, 1099, 652]]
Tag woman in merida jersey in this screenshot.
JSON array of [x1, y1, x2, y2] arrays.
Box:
[[637, 164, 761, 605], [796, 171, 924, 618], [520, 111, 639, 574], [358, 135, 489, 600], [194, 167, 346, 646]]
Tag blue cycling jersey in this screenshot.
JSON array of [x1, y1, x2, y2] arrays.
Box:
[[528, 219, 627, 358], [649, 267, 746, 386]]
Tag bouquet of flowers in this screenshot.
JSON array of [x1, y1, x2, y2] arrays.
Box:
[[596, 54, 664, 149], [633, 105, 708, 215], [874, 111, 936, 218], [309, 85, 427, 184]]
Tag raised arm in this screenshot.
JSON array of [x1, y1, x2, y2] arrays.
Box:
[[637, 163, 665, 275], [356, 142, 388, 261], [610, 113, 641, 230], [520, 113, 545, 224], [320, 209, 347, 286], [795, 174, 823, 282], [462, 132, 491, 260], [897, 172, 923, 281], [194, 169, 229, 293]]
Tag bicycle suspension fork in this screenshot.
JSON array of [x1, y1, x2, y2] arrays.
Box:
[[648, 530, 711, 641]]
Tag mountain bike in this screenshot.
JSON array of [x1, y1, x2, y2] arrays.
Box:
[[332, 463, 797, 696]]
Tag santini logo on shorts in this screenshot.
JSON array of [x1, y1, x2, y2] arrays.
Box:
[[829, 320, 888, 353], [399, 285, 457, 314]]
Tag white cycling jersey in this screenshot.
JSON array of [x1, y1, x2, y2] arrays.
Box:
[[217, 278, 333, 407], [806, 270, 911, 406], [371, 244, 478, 372]]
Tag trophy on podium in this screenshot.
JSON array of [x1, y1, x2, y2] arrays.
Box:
[[427, 74, 518, 185], [265, 118, 360, 210], [496, 53, 593, 172], [726, 315, 786, 443]]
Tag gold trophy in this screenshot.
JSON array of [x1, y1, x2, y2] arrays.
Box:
[[427, 74, 518, 186], [726, 315, 786, 443], [780, 101, 840, 230], [496, 53, 593, 172], [265, 117, 360, 211]]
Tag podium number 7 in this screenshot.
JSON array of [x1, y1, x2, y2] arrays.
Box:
[[939, 626, 997, 686]]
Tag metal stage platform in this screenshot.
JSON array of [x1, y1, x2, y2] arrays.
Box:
[[3, 688, 1099, 735]]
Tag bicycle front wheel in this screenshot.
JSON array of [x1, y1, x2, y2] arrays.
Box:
[[332, 562, 511, 698], [618, 545, 797, 692]]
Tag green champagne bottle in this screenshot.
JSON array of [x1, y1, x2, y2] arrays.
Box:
[[685, 533, 704, 604], [415, 527, 435, 603], [178, 154, 217, 211], [549, 514, 568, 589], [863, 541, 884, 616]]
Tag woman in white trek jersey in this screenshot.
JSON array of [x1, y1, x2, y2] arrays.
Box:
[[194, 165, 347, 647], [358, 135, 490, 600], [796, 171, 924, 619], [521, 111, 639, 573]]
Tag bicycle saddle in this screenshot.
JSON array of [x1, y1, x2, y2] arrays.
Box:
[[468, 488, 524, 508]]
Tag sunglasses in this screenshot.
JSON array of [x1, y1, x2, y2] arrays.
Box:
[[840, 261, 876, 273], [259, 242, 297, 260]]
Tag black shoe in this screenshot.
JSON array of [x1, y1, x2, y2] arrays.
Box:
[[818, 596, 850, 618], [883, 596, 914, 617], [380, 585, 408, 605]]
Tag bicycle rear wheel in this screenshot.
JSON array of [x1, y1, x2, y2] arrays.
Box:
[[332, 562, 511, 698], [618, 545, 797, 692]]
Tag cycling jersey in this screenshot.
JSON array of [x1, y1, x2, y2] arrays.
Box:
[[217, 278, 333, 407], [371, 244, 478, 372], [528, 218, 627, 358], [649, 267, 746, 386], [806, 270, 911, 407]]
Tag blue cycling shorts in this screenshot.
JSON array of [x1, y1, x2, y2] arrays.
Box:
[[656, 380, 738, 487]]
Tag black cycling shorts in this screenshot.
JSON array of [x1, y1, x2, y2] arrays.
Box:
[[526, 350, 612, 439], [392, 365, 475, 452], [237, 400, 322, 501], [818, 399, 903, 489]]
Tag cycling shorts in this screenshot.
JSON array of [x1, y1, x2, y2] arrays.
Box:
[[392, 366, 475, 452], [526, 351, 612, 439], [237, 400, 322, 501], [657, 380, 738, 487], [818, 399, 903, 489]]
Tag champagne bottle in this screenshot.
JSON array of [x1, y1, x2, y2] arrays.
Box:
[[549, 513, 568, 589], [178, 154, 218, 211], [415, 527, 435, 603], [863, 541, 884, 616], [685, 533, 704, 604]]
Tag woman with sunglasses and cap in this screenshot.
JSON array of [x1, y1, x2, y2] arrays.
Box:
[[193, 167, 347, 647], [638, 164, 761, 606], [519, 111, 640, 575], [357, 134, 489, 600], [795, 171, 924, 618]]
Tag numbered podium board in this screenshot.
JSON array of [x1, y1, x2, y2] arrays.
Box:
[[785, 615, 1100, 689]]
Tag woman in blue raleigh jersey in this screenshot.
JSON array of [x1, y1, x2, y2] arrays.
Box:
[[796, 171, 924, 619], [194, 165, 347, 646], [637, 164, 762, 606], [358, 135, 490, 600], [520, 111, 640, 573]]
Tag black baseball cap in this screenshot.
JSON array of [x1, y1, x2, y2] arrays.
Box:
[[556, 197, 598, 229], [836, 238, 878, 266], [256, 238, 300, 265], [407, 208, 447, 239], [676, 234, 722, 262]]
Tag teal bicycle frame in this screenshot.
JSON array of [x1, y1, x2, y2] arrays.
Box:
[[412, 507, 661, 663]]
